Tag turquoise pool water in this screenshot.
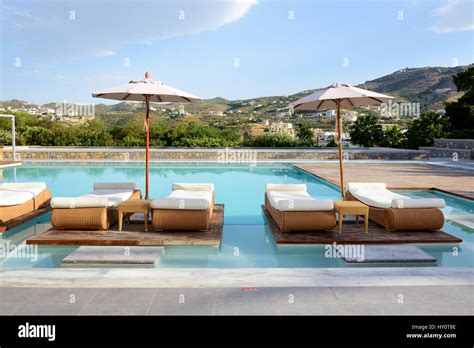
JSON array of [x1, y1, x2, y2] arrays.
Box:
[[0, 162, 472, 269]]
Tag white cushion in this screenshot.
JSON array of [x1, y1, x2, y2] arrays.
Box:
[[172, 183, 214, 192], [93, 182, 136, 190], [266, 184, 307, 192], [51, 197, 108, 208], [391, 198, 446, 209], [0, 190, 36, 206], [348, 182, 446, 209], [267, 190, 334, 212], [346, 182, 387, 192], [84, 189, 134, 207], [151, 189, 212, 210], [349, 188, 407, 209], [0, 182, 47, 191]]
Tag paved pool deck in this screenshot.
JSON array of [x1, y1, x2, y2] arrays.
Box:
[[0, 267, 472, 315], [295, 162, 474, 199]]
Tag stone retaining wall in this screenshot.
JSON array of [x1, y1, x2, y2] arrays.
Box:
[[0, 146, 429, 161], [434, 139, 474, 150]]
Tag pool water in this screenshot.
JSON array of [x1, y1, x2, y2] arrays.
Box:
[[0, 162, 473, 269]]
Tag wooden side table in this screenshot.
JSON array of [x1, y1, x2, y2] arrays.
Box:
[[334, 200, 369, 234], [118, 199, 151, 232]]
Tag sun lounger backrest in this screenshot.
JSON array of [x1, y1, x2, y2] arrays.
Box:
[[266, 184, 307, 192], [0, 182, 47, 190], [93, 183, 136, 190], [172, 183, 214, 192], [347, 183, 387, 192]]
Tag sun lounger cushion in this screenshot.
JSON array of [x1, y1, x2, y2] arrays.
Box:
[[151, 189, 212, 210], [84, 189, 135, 207], [51, 197, 108, 208], [0, 182, 48, 206], [266, 184, 307, 192], [391, 198, 446, 209], [93, 182, 136, 190], [172, 183, 214, 192], [0, 182, 47, 191], [0, 190, 37, 206], [266, 189, 334, 212], [347, 182, 446, 209]]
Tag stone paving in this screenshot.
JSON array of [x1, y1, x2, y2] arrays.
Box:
[[0, 286, 472, 315]]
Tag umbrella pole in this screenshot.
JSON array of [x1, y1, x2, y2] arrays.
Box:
[[145, 96, 150, 199], [336, 100, 345, 200]]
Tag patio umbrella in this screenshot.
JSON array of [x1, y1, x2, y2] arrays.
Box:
[[292, 83, 393, 199], [92, 72, 201, 198]]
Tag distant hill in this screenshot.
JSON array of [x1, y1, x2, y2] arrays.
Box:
[[357, 65, 470, 110], [2, 65, 470, 118]]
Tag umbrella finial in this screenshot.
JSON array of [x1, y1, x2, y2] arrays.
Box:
[[145, 71, 150, 80]]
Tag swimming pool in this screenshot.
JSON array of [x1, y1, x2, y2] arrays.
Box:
[[0, 162, 472, 268]]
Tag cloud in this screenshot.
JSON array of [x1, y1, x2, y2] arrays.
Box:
[[1, 0, 257, 59], [431, 0, 474, 33]]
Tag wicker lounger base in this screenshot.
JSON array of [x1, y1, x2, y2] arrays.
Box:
[[0, 189, 52, 223], [152, 194, 214, 231], [264, 194, 336, 233], [346, 192, 444, 231], [152, 209, 212, 231], [51, 190, 141, 230]]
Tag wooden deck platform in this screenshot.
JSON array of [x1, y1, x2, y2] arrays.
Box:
[[294, 163, 474, 199], [262, 206, 462, 245], [0, 205, 51, 233], [26, 205, 224, 246]]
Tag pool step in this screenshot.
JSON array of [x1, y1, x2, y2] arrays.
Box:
[[61, 246, 163, 266], [341, 245, 437, 265]]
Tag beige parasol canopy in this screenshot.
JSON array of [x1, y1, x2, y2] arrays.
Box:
[[92, 72, 202, 198], [292, 83, 393, 199]]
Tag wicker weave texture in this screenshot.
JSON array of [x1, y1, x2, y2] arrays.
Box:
[[265, 194, 336, 232], [152, 193, 214, 231], [51, 189, 141, 230], [346, 191, 444, 231]]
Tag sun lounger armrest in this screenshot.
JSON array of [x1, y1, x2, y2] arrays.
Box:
[[266, 184, 307, 192], [51, 197, 108, 208], [391, 198, 446, 209]]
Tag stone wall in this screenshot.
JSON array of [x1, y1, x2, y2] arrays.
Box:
[[434, 139, 474, 150], [0, 146, 429, 162]]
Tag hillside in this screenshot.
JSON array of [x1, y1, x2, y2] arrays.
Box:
[[1, 65, 470, 122], [357, 65, 469, 110]]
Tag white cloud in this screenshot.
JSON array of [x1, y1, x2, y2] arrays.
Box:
[[2, 0, 257, 59], [431, 0, 474, 33]]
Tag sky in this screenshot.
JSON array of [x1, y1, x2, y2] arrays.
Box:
[[1, 0, 473, 104]]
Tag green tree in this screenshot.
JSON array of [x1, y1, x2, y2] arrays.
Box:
[[444, 66, 474, 136], [244, 134, 298, 147], [405, 112, 448, 149], [382, 125, 405, 148], [348, 115, 383, 147], [296, 123, 315, 146]]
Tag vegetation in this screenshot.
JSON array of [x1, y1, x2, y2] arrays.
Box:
[[243, 134, 297, 147], [444, 66, 474, 139], [405, 112, 448, 149], [348, 115, 384, 147], [382, 125, 405, 148]]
